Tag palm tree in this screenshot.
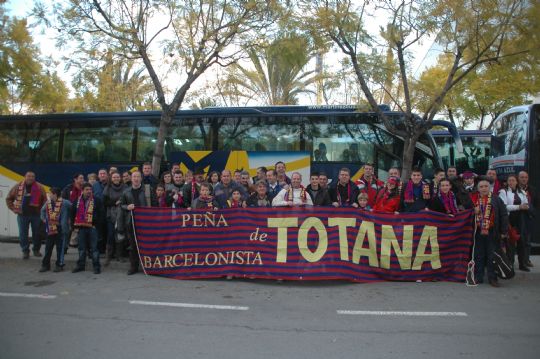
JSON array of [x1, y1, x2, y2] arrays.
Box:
[[225, 33, 320, 105]]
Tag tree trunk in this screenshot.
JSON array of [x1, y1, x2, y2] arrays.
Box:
[[401, 137, 417, 181], [151, 112, 172, 177]]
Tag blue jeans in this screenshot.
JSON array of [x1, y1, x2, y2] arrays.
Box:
[[76, 227, 100, 270], [17, 215, 41, 253], [42, 233, 64, 268]]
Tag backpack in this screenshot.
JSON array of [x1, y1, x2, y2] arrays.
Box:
[[493, 247, 515, 280]]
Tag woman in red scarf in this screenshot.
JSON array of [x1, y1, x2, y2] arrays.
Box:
[[373, 176, 401, 213]]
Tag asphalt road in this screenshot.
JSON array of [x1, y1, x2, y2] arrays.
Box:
[[1, 259, 540, 359]]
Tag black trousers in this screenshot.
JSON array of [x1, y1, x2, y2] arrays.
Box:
[[127, 227, 140, 271], [474, 232, 497, 282]]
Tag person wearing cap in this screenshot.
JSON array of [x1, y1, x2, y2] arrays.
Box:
[[355, 163, 384, 207], [183, 167, 208, 208], [39, 187, 71, 272], [373, 176, 401, 213], [462, 171, 477, 193]]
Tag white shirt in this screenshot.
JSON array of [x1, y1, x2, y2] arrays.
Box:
[[498, 188, 528, 212], [272, 187, 314, 207]]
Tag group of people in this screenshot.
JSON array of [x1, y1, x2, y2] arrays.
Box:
[[5, 161, 536, 287]]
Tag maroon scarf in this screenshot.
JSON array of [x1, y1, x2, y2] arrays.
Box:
[[404, 181, 430, 203], [440, 191, 458, 215], [74, 195, 94, 227]]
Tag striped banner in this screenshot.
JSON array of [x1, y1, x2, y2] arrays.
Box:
[[133, 208, 473, 282]]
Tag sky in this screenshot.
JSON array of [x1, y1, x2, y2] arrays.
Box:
[[5, 0, 440, 108]]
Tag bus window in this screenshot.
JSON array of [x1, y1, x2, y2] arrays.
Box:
[[0, 123, 59, 162], [307, 116, 376, 164], [64, 121, 132, 162], [218, 116, 302, 151], [136, 125, 160, 161], [167, 117, 210, 154]]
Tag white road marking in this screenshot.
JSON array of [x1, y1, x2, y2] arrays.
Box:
[[129, 300, 249, 311], [337, 310, 467, 317], [0, 292, 57, 299]]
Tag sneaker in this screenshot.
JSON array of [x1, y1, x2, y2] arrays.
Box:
[[93, 268, 101, 274], [519, 266, 531, 272], [22, 251, 30, 260], [72, 267, 84, 273], [39, 266, 50, 273], [488, 279, 500, 288], [33, 250, 42, 257], [526, 260, 534, 268], [53, 266, 63, 273]]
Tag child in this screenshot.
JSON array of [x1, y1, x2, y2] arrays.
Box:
[[227, 189, 246, 208], [39, 187, 71, 272], [87, 173, 97, 186], [357, 192, 371, 211], [189, 183, 218, 210]]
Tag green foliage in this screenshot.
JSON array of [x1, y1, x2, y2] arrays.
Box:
[[223, 32, 321, 105], [0, 7, 69, 114]]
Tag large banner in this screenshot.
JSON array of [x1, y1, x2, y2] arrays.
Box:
[[133, 208, 473, 282]]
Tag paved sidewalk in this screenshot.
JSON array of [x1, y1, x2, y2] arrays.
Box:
[[0, 242, 130, 271]]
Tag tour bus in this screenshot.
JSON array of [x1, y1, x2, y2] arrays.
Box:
[[431, 130, 492, 175], [0, 105, 460, 237], [490, 103, 540, 246]]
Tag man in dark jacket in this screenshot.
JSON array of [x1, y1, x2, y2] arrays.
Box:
[[119, 171, 157, 275], [213, 170, 247, 208], [401, 167, 431, 212], [71, 183, 104, 274], [102, 172, 128, 265], [306, 172, 332, 206], [472, 178, 508, 287], [330, 168, 359, 207]]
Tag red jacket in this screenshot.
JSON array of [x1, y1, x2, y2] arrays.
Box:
[[373, 189, 401, 213], [355, 176, 384, 207]]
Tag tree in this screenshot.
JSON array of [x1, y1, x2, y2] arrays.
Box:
[[305, 0, 533, 179], [223, 33, 320, 105], [38, 0, 276, 175], [0, 5, 69, 114], [70, 50, 156, 112]]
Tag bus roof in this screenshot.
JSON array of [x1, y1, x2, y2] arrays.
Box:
[[0, 105, 394, 122], [430, 129, 491, 137]]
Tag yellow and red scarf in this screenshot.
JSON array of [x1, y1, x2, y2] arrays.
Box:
[[475, 192, 493, 235], [285, 186, 307, 204], [74, 195, 94, 227], [13, 181, 42, 214], [45, 199, 63, 235]]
